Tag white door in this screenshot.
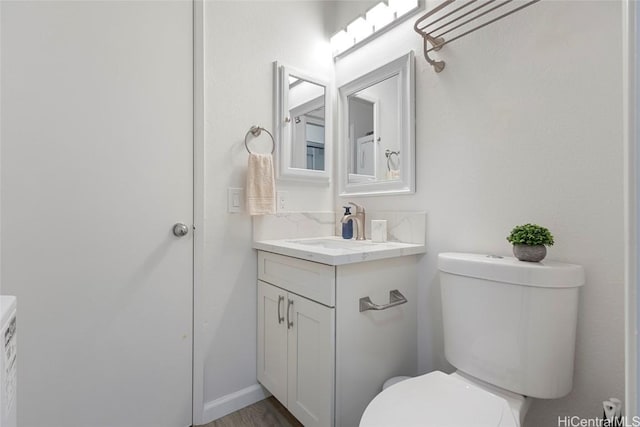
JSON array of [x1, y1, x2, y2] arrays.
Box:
[[1, 2, 193, 427], [287, 294, 334, 427], [257, 281, 288, 405]]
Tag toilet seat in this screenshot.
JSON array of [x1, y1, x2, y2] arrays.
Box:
[[359, 371, 518, 427]]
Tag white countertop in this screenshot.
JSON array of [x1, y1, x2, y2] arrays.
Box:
[[253, 236, 426, 266]]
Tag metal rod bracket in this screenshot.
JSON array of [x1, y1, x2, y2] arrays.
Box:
[[414, 0, 540, 73]]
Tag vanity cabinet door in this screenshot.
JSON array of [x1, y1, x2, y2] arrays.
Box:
[[257, 281, 288, 405], [287, 294, 335, 427]]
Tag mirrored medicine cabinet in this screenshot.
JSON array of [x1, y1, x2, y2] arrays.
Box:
[[273, 63, 331, 183], [338, 51, 415, 196]]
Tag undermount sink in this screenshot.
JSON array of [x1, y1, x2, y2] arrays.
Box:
[[287, 238, 377, 250]]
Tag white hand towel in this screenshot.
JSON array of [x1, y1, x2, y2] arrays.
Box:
[[247, 152, 275, 215]]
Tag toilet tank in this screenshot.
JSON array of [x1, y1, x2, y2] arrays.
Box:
[[438, 252, 584, 399]]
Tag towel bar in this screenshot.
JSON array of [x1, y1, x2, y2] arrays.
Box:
[[359, 290, 407, 312], [414, 0, 541, 72]]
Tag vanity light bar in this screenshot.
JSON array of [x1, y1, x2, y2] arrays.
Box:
[[330, 0, 421, 59], [367, 2, 395, 30]]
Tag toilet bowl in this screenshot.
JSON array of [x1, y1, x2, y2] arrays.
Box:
[[359, 252, 584, 427], [360, 371, 531, 427]]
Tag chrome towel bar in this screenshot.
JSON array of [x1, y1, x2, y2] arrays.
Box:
[[359, 290, 407, 312]]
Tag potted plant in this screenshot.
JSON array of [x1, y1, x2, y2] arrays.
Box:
[[506, 223, 554, 262]]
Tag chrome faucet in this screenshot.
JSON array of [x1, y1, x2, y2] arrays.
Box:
[[341, 202, 366, 240]]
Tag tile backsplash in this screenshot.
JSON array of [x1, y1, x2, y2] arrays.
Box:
[[253, 212, 335, 241], [253, 211, 426, 245], [335, 211, 426, 245]]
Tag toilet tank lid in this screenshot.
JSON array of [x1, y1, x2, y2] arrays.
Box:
[[438, 252, 585, 288]]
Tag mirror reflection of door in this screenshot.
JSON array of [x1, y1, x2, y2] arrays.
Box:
[[348, 97, 375, 178], [347, 74, 400, 182], [288, 76, 325, 171]]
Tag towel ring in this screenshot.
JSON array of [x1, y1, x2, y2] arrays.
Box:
[[245, 125, 275, 154], [385, 149, 400, 171]]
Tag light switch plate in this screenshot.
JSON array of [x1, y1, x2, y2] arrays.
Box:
[[227, 188, 244, 213]]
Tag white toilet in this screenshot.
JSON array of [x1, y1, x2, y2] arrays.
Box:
[[360, 252, 585, 427]]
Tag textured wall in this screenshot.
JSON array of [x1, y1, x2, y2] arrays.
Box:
[[335, 1, 624, 424], [201, 0, 334, 422]]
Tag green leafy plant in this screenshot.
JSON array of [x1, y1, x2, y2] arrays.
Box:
[[506, 223, 554, 246]]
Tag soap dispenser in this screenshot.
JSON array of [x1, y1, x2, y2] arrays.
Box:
[[342, 206, 353, 239]]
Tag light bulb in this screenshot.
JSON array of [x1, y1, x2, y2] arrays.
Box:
[[330, 30, 353, 56], [388, 0, 418, 18], [347, 17, 373, 44], [366, 2, 394, 31]]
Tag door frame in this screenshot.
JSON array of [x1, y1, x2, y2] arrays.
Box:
[[624, 0, 638, 417], [192, 0, 206, 424]]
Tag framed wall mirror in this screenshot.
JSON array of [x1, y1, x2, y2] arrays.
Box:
[[274, 62, 331, 183], [338, 52, 415, 196]]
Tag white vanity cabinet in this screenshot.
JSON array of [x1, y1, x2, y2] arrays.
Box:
[[257, 280, 335, 427], [256, 250, 418, 427], [257, 251, 335, 427]]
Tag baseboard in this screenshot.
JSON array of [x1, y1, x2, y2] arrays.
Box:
[[199, 383, 271, 425]]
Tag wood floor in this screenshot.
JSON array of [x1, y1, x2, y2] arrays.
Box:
[[199, 397, 304, 427]]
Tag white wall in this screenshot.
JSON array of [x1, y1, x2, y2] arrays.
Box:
[[199, 1, 333, 422], [336, 1, 624, 425]]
